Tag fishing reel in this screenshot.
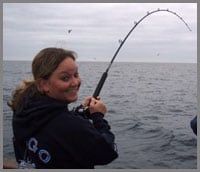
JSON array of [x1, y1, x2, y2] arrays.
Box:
[[73, 104, 92, 119]]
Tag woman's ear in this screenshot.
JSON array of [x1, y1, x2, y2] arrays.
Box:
[[37, 78, 50, 93]]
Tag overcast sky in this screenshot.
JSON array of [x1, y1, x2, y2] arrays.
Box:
[[3, 3, 197, 63]]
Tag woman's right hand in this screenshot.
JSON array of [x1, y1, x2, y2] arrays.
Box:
[[89, 97, 107, 115]]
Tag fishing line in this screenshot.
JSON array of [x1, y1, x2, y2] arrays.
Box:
[[92, 9, 191, 98], [75, 9, 191, 116]]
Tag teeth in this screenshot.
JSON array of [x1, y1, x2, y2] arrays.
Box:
[[68, 88, 78, 92]]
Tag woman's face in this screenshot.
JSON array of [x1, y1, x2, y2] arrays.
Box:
[[41, 58, 81, 103]]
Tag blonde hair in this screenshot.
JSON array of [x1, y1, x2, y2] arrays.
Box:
[[8, 47, 77, 111]]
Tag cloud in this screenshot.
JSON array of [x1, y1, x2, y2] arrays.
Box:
[[3, 3, 197, 63]]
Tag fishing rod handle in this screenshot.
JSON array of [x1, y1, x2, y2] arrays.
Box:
[[93, 71, 108, 98]]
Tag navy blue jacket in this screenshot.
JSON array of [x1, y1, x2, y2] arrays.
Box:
[[190, 116, 197, 135], [12, 95, 118, 169]]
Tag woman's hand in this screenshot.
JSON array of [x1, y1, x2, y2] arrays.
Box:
[[89, 97, 107, 115], [82, 96, 107, 115], [82, 96, 92, 107]]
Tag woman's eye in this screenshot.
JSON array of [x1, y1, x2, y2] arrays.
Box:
[[62, 76, 70, 81], [74, 72, 79, 78]]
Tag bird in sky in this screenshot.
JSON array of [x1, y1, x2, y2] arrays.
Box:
[[118, 39, 123, 44], [68, 29, 72, 34]]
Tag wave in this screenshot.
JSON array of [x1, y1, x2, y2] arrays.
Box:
[[3, 61, 197, 169]]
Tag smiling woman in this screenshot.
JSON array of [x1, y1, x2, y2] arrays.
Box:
[[37, 58, 81, 103], [7, 47, 118, 169]]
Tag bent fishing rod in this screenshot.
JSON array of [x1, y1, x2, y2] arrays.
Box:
[[75, 9, 191, 115], [92, 9, 191, 98]]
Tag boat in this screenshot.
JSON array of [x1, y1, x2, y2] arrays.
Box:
[[3, 159, 17, 169]]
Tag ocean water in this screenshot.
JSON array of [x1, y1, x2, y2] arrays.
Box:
[[3, 61, 197, 169]]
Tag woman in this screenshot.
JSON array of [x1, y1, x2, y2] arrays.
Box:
[[8, 47, 118, 169]]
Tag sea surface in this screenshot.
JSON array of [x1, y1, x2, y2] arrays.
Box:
[[3, 61, 197, 169]]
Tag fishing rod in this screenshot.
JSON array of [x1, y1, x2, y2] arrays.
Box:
[[92, 9, 191, 98], [75, 9, 191, 116]]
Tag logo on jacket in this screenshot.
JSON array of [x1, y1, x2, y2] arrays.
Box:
[[28, 137, 51, 164]]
